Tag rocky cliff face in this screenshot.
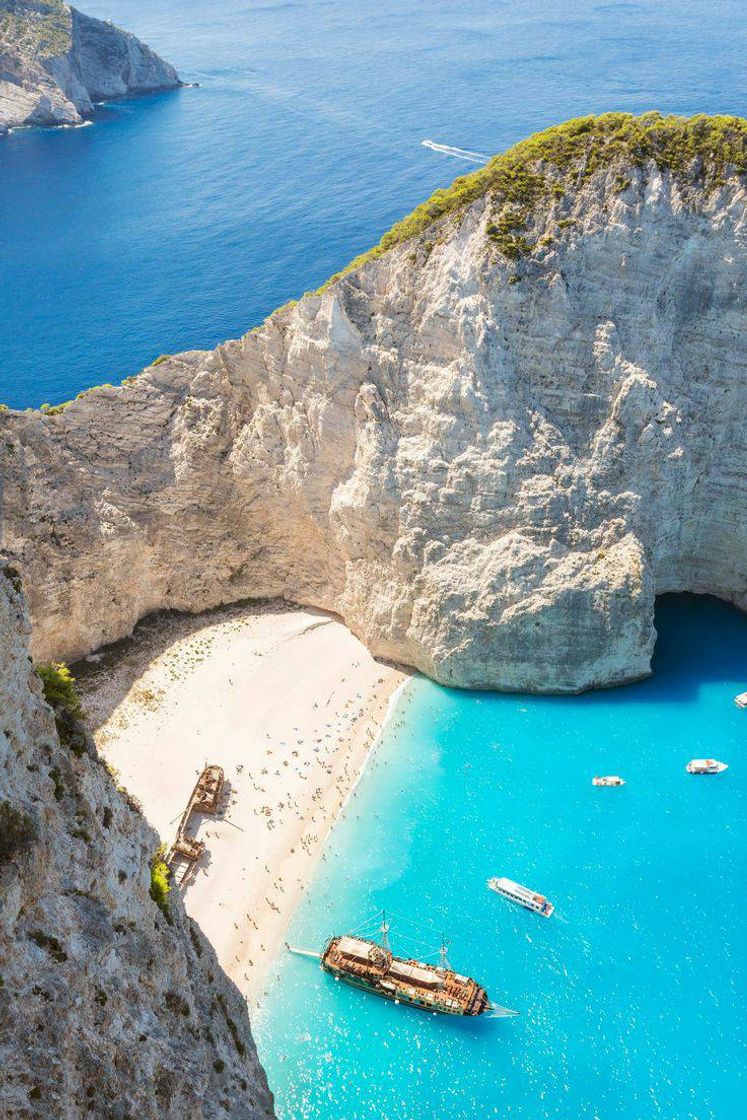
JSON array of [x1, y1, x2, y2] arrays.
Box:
[[0, 0, 180, 133], [2, 115, 746, 691], [0, 565, 274, 1118]]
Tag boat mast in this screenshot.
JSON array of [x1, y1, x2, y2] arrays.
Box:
[[379, 910, 390, 951], [439, 934, 451, 970]]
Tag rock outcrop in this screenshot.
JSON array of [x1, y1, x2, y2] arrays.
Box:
[[0, 564, 274, 1118], [0, 0, 180, 133], [2, 114, 746, 691]]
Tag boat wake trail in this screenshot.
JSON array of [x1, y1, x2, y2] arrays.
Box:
[[421, 139, 487, 164]]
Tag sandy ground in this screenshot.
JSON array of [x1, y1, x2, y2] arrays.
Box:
[[76, 600, 408, 1005]]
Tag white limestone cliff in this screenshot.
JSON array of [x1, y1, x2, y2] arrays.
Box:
[[2, 116, 746, 692], [0, 562, 274, 1118], [0, 0, 180, 133]]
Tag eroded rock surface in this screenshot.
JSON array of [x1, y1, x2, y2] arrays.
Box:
[[0, 0, 180, 133], [0, 565, 274, 1118], [2, 117, 747, 691]]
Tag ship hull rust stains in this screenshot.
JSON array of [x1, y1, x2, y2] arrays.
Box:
[[167, 764, 225, 887]]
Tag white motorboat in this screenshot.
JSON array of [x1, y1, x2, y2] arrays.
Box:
[[592, 775, 626, 787], [487, 876, 554, 917], [734, 692, 747, 709], [686, 759, 728, 775]]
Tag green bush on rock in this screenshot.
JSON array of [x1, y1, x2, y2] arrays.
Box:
[[150, 847, 172, 922], [37, 662, 83, 720], [0, 800, 36, 863], [37, 662, 87, 756], [313, 112, 747, 291]]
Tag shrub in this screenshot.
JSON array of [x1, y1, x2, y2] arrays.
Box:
[[30, 930, 67, 963], [49, 767, 64, 801], [189, 922, 203, 957], [0, 800, 36, 862], [486, 207, 533, 259], [310, 112, 747, 294], [37, 662, 86, 756], [40, 401, 72, 414], [2, 563, 23, 594], [165, 990, 191, 1016], [150, 848, 172, 922], [216, 993, 246, 1056], [151, 354, 171, 366], [39, 384, 117, 416], [37, 662, 83, 720]]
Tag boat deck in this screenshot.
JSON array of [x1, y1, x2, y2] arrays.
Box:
[[322, 938, 487, 1015]]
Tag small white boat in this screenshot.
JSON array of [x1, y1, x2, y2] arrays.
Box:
[[592, 775, 626, 787], [686, 759, 728, 775], [735, 692, 747, 709], [487, 877, 554, 917]]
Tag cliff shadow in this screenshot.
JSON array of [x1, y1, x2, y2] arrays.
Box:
[[72, 597, 334, 732], [584, 592, 747, 707]]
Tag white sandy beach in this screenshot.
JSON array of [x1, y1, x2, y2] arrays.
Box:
[[77, 601, 408, 1006]]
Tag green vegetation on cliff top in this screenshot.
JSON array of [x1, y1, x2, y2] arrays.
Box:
[[6, 112, 746, 412], [317, 111, 747, 291], [0, 1, 71, 60]]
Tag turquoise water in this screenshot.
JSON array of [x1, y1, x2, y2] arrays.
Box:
[[3, 0, 747, 407], [254, 596, 746, 1120]]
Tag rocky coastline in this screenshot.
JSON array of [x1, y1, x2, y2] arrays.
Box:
[[0, 0, 181, 134], [0, 564, 275, 1118]]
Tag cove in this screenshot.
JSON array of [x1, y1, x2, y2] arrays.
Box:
[[254, 595, 746, 1120]]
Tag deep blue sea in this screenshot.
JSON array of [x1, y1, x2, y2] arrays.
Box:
[[2, 0, 747, 408], [255, 596, 746, 1120]]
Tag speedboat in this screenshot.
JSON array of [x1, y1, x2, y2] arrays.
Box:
[[488, 877, 554, 917], [735, 692, 747, 709], [592, 775, 625, 787], [686, 759, 728, 775]]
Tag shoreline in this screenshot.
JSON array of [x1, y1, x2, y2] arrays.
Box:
[[247, 667, 411, 1004], [75, 600, 409, 1005]]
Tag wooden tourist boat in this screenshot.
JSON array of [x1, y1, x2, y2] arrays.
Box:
[[288, 913, 518, 1018]]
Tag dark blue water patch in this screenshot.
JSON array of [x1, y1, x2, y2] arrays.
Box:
[[255, 594, 746, 1119], [3, 0, 747, 408]]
